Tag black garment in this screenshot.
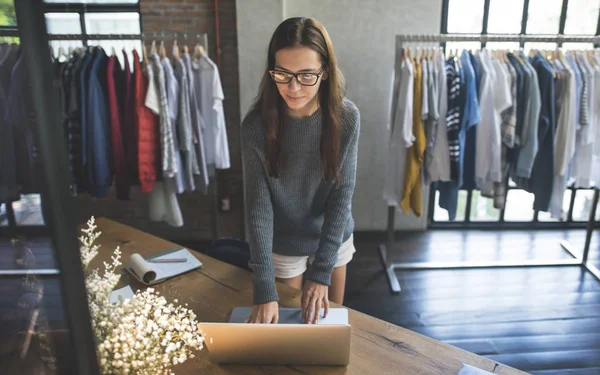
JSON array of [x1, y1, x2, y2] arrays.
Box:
[[529, 54, 556, 212]]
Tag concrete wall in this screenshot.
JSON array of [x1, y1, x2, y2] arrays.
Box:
[[237, 0, 442, 231]]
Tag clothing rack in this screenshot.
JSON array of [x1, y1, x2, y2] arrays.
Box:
[[380, 32, 600, 293], [2, 30, 221, 242]]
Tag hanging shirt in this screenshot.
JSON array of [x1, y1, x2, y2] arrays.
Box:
[[134, 50, 160, 193], [87, 48, 113, 198], [446, 57, 462, 181], [423, 58, 439, 185], [383, 56, 413, 208], [175, 57, 200, 192], [428, 52, 450, 183], [183, 52, 209, 194], [122, 50, 139, 188], [572, 53, 595, 188], [529, 54, 556, 212], [106, 55, 129, 200], [550, 59, 577, 220], [591, 55, 600, 187], [475, 50, 507, 196], [151, 53, 177, 179], [192, 54, 231, 171], [438, 51, 479, 221], [400, 58, 425, 217], [515, 54, 541, 181]]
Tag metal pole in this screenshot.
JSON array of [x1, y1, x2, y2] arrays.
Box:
[[13, 1, 100, 374], [582, 189, 599, 264]]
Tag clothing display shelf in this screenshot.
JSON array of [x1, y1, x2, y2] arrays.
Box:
[[380, 32, 600, 293], [1, 30, 221, 242]]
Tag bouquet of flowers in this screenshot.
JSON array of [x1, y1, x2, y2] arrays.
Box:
[[79, 217, 204, 374]]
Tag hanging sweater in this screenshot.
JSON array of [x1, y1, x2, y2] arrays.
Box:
[[241, 98, 360, 305]]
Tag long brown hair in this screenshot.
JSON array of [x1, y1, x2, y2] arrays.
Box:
[[252, 17, 346, 184]]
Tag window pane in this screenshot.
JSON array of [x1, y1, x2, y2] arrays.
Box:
[[45, 13, 81, 35], [564, 0, 600, 35], [448, 0, 485, 33], [573, 189, 598, 222], [445, 42, 482, 57], [524, 42, 557, 54], [9, 194, 46, 226], [85, 12, 140, 35], [470, 190, 501, 221], [488, 0, 524, 34], [0, 0, 16, 27], [433, 190, 467, 222], [538, 189, 572, 221], [526, 0, 562, 34], [562, 43, 595, 51], [504, 189, 535, 221], [486, 41, 520, 50]]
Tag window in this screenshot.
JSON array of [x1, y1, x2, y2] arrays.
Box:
[[432, 0, 600, 228], [43, 1, 141, 67]]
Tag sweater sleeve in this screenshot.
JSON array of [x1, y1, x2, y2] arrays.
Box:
[[241, 117, 278, 305], [306, 103, 360, 286]]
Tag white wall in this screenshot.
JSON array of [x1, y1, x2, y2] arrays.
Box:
[[237, 0, 442, 231]]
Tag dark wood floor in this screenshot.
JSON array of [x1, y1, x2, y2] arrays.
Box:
[[1, 229, 599, 374], [345, 229, 600, 375]]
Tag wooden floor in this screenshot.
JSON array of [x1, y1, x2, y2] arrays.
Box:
[[1, 229, 599, 374], [345, 229, 600, 375]]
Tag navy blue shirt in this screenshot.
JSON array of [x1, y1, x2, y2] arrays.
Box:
[[529, 54, 556, 211]]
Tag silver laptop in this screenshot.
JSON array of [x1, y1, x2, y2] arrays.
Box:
[[197, 307, 351, 366]]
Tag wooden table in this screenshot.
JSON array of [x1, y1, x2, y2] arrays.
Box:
[[89, 218, 528, 375]]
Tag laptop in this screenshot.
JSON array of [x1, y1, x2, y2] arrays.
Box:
[[197, 307, 351, 366]]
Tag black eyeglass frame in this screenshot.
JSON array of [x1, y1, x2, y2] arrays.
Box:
[[268, 66, 326, 86]]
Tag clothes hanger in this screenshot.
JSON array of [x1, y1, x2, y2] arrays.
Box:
[[173, 39, 180, 59], [183, 33, 189, 55]]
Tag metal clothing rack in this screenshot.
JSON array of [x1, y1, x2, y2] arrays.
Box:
[[2, 30, 221, 241], [380, 33, 600, 293]]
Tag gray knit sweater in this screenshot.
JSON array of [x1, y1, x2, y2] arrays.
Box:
[[241, 98, 360, 305]]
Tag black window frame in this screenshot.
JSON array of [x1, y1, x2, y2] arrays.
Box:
[[429, 0, 600, 230]]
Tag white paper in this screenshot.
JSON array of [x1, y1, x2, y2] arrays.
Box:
[[109, 285, 134, 304], [457, 364, 495, 375], [151, 248, 203, 280]]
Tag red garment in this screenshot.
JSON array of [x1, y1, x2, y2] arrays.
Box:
[[122, 50, 139, 186], [133, 50, 160, 193], [106, 56, 129, 200]]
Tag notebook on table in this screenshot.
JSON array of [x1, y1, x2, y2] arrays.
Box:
[[124, 248, 203, 285]]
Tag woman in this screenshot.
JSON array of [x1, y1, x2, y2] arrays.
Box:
[[241, 17, 360, 325]]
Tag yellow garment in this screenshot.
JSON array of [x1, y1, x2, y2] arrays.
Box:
[[400, 59, 426, 216]]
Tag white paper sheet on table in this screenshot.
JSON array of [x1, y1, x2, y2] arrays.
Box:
[[109, 285, 134, 304], [457, 364, 495, 375]]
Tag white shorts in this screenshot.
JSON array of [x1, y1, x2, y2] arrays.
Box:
[[272, 234, 356, 279]]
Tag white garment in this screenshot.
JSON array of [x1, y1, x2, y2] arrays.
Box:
[[192, 55, 231, 170], [476, 50, 507, 195], [149, 180, 184, 227], [550, 61, 577, 220], [572, 53, 595, 187], [591, 57, 600, 186], [428, 52, 450, 182], [383, 57, 414, 207]]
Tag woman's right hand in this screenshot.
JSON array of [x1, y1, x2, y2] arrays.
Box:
[[244, 301, 279, 323]]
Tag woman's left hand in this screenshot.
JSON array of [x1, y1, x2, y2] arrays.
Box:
[[301, 280, 329, 324]]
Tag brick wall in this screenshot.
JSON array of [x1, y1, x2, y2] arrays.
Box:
[[74, 0, 245, 243]]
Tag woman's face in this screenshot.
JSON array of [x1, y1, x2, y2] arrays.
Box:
[[273, 46, 326, 117]]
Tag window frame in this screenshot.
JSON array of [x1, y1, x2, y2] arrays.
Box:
[[430, 0, 600, 229]]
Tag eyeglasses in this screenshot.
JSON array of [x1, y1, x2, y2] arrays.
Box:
[[268, 66, 326, 86]]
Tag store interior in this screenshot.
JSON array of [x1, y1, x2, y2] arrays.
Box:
[[1, 0, 599, 374]]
